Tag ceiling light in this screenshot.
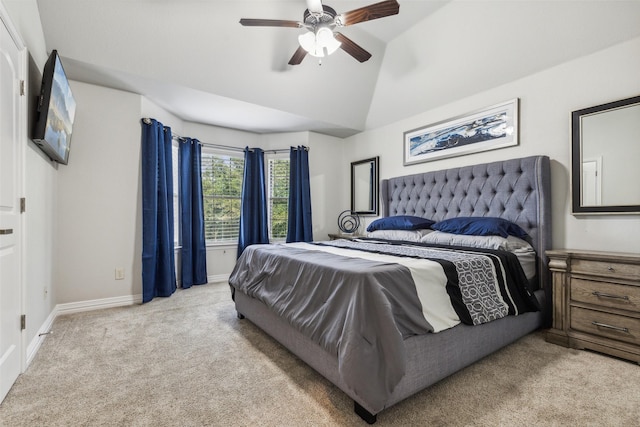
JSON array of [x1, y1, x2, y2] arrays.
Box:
[[298, 27, 341, 58]]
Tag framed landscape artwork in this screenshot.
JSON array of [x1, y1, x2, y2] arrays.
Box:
[[403, 99, 519, 165]]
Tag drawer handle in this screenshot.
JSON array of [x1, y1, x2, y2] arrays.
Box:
[[592, 291, 629, 301], [0, 229, 13, 235], [591, 321, 630, 333]]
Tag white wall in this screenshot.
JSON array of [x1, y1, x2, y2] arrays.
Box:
[[345, 37, 640, 254], [56, 82, 142, 303], [23, 145, 57, 335], [306, 132, 347, 238]]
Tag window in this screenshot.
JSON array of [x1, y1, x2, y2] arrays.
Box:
[[201, 150, 244, 244], [268, 157, 290, 241], [172, 146, 290, 245], [172, 143, 180, 246]]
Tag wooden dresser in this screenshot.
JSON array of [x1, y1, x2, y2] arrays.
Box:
[[546, 249, 640, 364]]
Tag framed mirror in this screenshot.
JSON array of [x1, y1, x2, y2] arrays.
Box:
[[351, 156, 379, 215], [572, 95, 640, 214]]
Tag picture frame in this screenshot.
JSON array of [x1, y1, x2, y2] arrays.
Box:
[[403, 98, 519, 166]]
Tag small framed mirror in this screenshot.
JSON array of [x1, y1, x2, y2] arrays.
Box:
[[351, 156, 379, 215], [572, 95, 640, 214]]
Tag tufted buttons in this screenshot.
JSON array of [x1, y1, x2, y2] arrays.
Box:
[[385, 158, 543, 248]]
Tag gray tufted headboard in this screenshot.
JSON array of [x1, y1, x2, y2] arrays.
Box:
[[380, 155, 551, 289]]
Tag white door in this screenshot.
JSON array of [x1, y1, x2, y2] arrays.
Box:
[[0, 11, 24, 402], [581, 159, 602, 206]]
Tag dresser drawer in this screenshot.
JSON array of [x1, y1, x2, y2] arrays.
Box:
[[571, 278, 640, 313], [570, 306, 640, 346], [571, 259, 640, 281]]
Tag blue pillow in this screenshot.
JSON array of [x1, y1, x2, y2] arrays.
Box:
[[431, 217, 528, 238], [366, 215, 435, 232]]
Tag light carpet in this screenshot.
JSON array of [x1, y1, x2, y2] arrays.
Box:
[[1, 282, 638, 426]]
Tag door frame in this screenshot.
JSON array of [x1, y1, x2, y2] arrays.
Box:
[[0, 0, 27, 392], [581, 157, 602, 206]]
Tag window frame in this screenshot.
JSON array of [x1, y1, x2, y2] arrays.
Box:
[[200, 147, 245, 247], [172, 141, 181, 247], [266, 153, 290, 242]]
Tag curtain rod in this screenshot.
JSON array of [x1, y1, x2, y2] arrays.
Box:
[[141, 117, 308, 154]]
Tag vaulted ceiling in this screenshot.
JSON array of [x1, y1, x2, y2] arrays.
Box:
[[36, 0, 640, 138]]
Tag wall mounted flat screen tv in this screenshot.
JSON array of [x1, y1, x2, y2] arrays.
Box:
[[32, 50, 77, 165]]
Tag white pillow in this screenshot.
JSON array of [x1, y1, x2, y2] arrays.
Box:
[[420, 231, 533, 252], [367, 229, 434, 242]]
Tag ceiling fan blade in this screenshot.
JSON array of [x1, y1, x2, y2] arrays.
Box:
[[306, 0, 324, 14], [288, 46, 308, 65], [338, 0, 400, 26], [239, 18, 301, 28], [334, 33, 372, 63]]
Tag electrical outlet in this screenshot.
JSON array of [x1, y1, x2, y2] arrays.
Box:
[[115, 268, 125, 280]]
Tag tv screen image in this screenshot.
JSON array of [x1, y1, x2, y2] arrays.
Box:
[[33, 50, 77, 164]]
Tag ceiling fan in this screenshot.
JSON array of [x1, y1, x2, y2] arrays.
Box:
[[240, 0, 400, 65]]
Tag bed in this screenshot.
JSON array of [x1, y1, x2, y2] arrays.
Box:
[[229, 155, 551, 423]]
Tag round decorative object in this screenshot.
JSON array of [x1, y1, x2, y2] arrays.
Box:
[[337, 210, 360, 234]]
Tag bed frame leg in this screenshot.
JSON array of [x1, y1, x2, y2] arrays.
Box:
[[237, 312, 245, 319], [354, 401, 377, 424]]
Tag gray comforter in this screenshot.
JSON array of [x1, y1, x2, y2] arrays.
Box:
[[229, 244, 432, 412]]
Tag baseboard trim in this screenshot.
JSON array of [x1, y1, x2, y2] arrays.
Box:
[[50, 279, 226, 319], [26, 308, 56, 367], [208, 273, 230, 284], [56, 294, 143, 316]]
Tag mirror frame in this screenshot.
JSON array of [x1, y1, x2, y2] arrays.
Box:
[[351, 156, 379, 215], [571, 95, 640, 214]]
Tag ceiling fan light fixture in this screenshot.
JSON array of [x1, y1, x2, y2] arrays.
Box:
[[317, 27, 341, 54], [298, 31, 321, 56], [298, 27, 341, 58]]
